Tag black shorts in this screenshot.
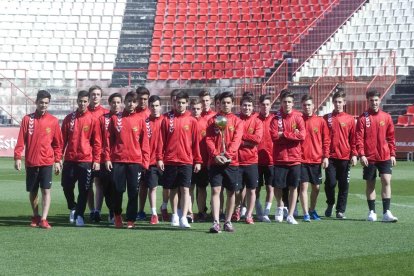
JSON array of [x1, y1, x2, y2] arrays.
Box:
[[272, 165, 301, 189], [143, 165, 162, 189], [208, 165, 239, 192], [191, 167, 209, 188], [61, 161, 93, 191], [26, 166, 53, 192], [162, 165, 193, 189], [301, 164, 322, 185], [363, 160, 392, 181], [258, 165, 274, 186], [239, 164, 259, 190]]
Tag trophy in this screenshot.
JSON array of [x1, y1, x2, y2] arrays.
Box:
[[215, 116, 231, 164]]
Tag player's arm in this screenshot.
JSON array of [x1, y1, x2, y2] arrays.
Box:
[[283, 116, 306, 141], [386, 115, 397, 166], [14, 116, 27, 171], [355, 115, 368, 167], [349, 117, 358, 166], [225, 119, 244, 161], [242, 119, 263, 147]]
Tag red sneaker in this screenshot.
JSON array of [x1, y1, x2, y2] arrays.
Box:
[[39, 219, 52, 229], [127, 221, 135, 229], [114, 215, 123, 228], [245, 216, 254, 225], [150, 214, 159, 225], [30, 215, 41, 227], [231, 208, 240, 222], [160, 206, 169, 222]]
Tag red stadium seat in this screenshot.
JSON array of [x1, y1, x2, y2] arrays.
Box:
[[407, 105, 414, 115], [396, 115, 410, 126], [147, 71, 158, 80]]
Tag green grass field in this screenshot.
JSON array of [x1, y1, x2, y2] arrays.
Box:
[[0, 157, 413, 275]]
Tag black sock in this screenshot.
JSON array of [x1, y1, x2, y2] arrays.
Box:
[[382, 198, 391, 214], [367, 200, 376, 212]]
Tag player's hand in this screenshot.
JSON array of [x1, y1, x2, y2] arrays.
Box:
[[54, 162, 62, 175], [14, 159, 21, 171], [105, 161, 112, 171], [214, 155, 225, 165], [194, 164, 201, 173], [322, 158, 329, 169], [93, 162, 100, 171], [157, 160, 165, 171], [351, 155, 358, 166], [360, 156, 369, 167], [391, 156, 396, 167]]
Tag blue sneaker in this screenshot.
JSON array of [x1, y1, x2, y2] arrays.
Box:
[[303, 214, 311, 222], [136, 211, 146, 221], [309, 210, 321, 221]]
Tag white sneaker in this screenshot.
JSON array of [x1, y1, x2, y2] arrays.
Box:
[[286, 215, 298, 225], [283, 207, 288, 219], [382, 210, 398, 223], [275, 207, 284, 223], [179, 216, 191, 228], [75, 216, 85, 227], [69, 209, 75, 223], [262, 215, 271, 223], [171, 214, 180, 227], [367, 210, 377, 222], [240, 206, 247, 219]]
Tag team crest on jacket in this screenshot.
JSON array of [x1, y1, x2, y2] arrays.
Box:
[[313, 127, 318, 133], [132, 126, 138, 132], [340, 122, 347, 127], [183, 125, 189, 131], [83, 126, 90, 131], [292, 123, 297, 129], [201, 130, 206, 137], [248, 127, 254, 134], [45, 127, 51, 134], [229, 125, 235, 132], [380, 121, 385, 126]]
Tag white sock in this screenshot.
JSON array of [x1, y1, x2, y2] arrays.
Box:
[[264, 202, 272, 215], [151, 208, 157, 215], [161, 202, 167, 209]]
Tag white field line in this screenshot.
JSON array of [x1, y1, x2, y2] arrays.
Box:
[[351, 193, 414, 208]]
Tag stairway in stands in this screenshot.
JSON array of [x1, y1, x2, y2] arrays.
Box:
[[383, 69, 414, 123], [110, 0, 157, 87]]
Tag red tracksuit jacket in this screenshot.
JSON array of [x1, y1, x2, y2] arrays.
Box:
[[156, 110, 202, 165], [301, 114, 331, 164], [258, 113, 274, 166], [270, 110, 306, 166], [146, 115, 163, 166], [14, 112, 63, 167], [195, 116, 209, 165], [238, 113, 263, 165], [201, 109, 217, 121], [104, 110, 150, 168], [98, 111, 117, 164], [61, 110, 101, 163], [205, 112, 244, 166], [356, 109, 396, 162], [88, 105, 108, 119], [136, 108, 151, 120], [323, 111, 357, 160]]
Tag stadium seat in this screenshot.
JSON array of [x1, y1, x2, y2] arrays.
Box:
[[396, 115, 410, 126], [407, 105, 414, 115]]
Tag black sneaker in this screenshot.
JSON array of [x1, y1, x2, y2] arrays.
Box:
[[325, 205, 334, 217], [219, 213, 225, 222], [94, 211, 102, 223]]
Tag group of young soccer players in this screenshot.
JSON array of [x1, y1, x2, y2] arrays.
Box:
[[14, 85, 398, 232]]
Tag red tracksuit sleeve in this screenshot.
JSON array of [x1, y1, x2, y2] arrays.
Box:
[[52, 122, 63, 162], [191, 120, 202, 164], [14, 117, 28, 160], [139, 119, 150, 169], [355, 115, 366, 157], [205, 119, 220, 159], [349, 117, 357, 157], [156, 118, 167, 161], [321, 119, 330, 158], [225, 118, 244, 161], [269, 117, 280, 142], [61, 116, 69, 158], [242, 118, 263, 145], [283, 116, 306, 141], [386, 116, 396, 157], [91, 118, 102, 163]]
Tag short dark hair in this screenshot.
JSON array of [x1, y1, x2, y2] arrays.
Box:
[[242, 91, 254, 98], [190, 98, 202, 106], [301, 94, 313, 103], [78, 90, 89, 99], [366, 89, 380, 99], [280, 89, 294, 100], [198, 90, 210, 98], [214, 93, 221, 102], [136, 86, 150, 96], [149, 95, 161, 104], [125, 91, 138, 101], [108, 92, 122, 104], [175, 91, 189, 101], [88, 85, 103, 96], [36, 90, 51, 102], [259, 94, 272, 103], [241, 95, 254, 105], [219, 91, 234, 102], [332, 88, 346, 101], [170, 89, 181, 99]]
